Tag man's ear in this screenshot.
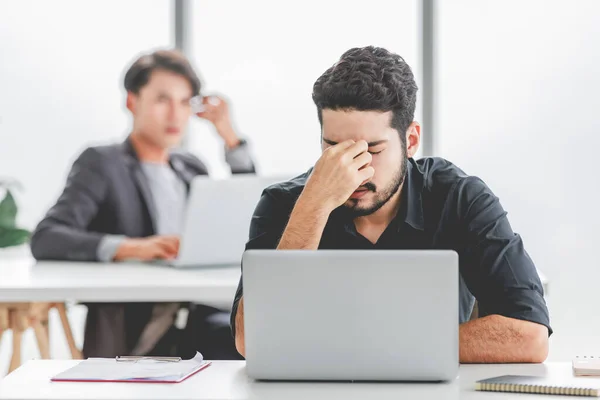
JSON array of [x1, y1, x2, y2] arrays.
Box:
[[126, 92, 137, 114], [405, 121, 421, 158]]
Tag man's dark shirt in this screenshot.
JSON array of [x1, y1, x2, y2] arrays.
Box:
[[231, 157, 551, 338]]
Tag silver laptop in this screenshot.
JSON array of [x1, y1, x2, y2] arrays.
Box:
[[242, 250, 459, 381], [162, 175, 289, 268]]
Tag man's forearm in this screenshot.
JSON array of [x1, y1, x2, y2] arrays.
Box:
[[235, 193, 332, 356], [30, 223, 104, 261], [460, 315, 549, 363], [235, 298, 245, 357], [277, 193, 331, 250]]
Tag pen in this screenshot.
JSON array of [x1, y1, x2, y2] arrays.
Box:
[[115, 356, 182, 362]]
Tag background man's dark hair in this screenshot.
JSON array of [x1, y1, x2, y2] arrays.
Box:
[[124, 49, 201, 95], [312, 46, 418, 146]]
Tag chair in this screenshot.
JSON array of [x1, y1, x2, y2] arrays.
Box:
[[0, 302, 82, 374]]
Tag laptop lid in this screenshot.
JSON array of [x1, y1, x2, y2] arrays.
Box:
[[242, 250, 459, 381], [174, 175, 291, 267]]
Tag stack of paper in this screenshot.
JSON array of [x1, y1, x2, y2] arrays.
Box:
[[574, 356, 600, 377]]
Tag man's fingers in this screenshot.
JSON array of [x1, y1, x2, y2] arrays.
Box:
[[196, 109, 215, 119], [154, 237, 179, 255], [328, 139, 355, 153], [202, 96, 223, 110], [358, 166, 375, 183], [169, 237, 181, 251], [157, 241, 178, 255], [152, 248, 172, 260], [196, 97, 218, 117], [164, 235, 180, 243], [352, 151, 372, 170], [202, 95, 223, 104], [345, 140, 369, 159]]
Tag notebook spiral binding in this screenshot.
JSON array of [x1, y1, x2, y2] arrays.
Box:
[[476, 382, 598, 397]]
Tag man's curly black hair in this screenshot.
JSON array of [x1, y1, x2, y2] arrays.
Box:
[[312, 46, 418, 146]]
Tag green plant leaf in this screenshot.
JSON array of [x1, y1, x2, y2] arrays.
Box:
[[0, 189, 18, 228], [0, 227, 30, 248]]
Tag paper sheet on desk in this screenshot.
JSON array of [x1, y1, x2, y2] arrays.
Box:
[[51, 352, 210, 383]]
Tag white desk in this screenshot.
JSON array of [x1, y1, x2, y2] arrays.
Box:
[[0, 255, 240, 309], [0, 360, 580, 400], [0, 252, 549, 309]]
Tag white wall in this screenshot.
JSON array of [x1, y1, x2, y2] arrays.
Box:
[[1, 0, 420, 226], [0, 0, 172, 229], [3, 0, 596, 361], [437, 0, 600, 359], [188, 0, 420, 177]]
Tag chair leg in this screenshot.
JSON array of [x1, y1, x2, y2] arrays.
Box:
[[32, 319, 50, 359], [0, 307, 7, 356], [0, 327, 4, 361], [8, 311, 23, 374], [0, 307, 8, 331], [55, 303, 82, 359]]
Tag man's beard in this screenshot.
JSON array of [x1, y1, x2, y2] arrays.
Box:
[[344, 155, 407, 217]]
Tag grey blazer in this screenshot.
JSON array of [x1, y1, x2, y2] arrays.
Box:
[[30, 137, 255, 357]]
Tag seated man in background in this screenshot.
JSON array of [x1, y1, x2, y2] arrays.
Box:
[[31, 49, 253, 359], [232, 46, 551, 363]]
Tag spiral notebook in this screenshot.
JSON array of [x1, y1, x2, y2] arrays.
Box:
[[476, 375, 600, 397]]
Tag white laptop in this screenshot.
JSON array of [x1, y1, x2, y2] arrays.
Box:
[[159, 175, 290, 268], [242, 250, 459, 381]]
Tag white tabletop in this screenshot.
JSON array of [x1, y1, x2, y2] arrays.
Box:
[[0, 249, 548, 308], [0, 360, 581, 400], [0, 254, 240, 309]]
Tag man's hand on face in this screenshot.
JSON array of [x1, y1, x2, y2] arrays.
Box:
[[303, 140, 375, 213], [195, 95, 240, 149], [114, 235, 180, 261]]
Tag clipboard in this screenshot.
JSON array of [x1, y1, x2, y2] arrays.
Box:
[[51, 352, 211, 384]]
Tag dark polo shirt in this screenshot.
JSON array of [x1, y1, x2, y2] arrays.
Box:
[[231, 157, 551, 338]]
